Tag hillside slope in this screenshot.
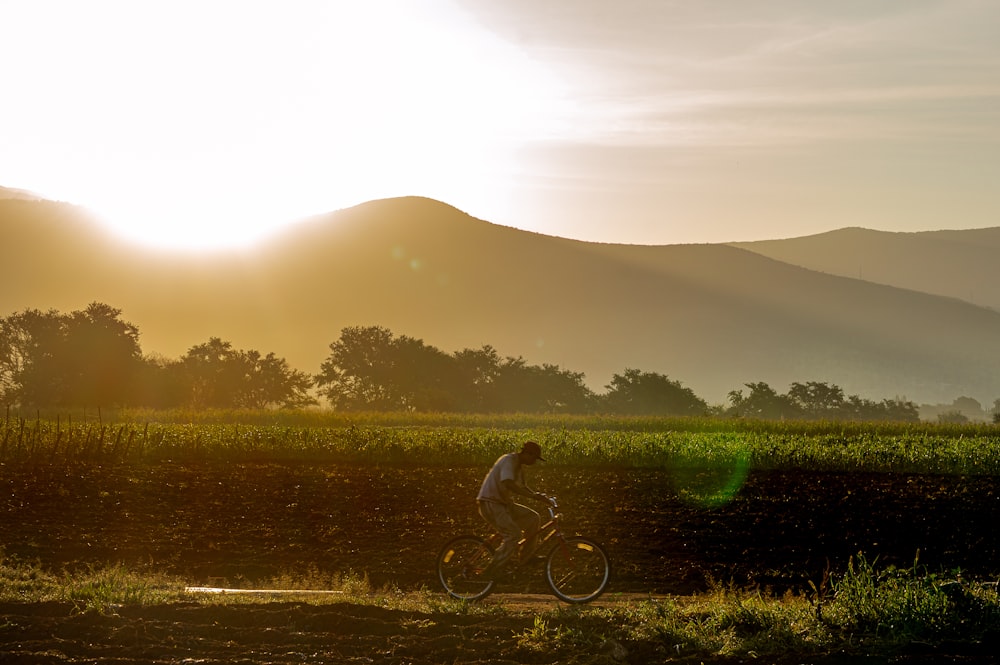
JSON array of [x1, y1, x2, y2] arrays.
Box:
[[3, 196, 1000, 405], [0, 186, 44, 201], [731, 227, 1000, 312]]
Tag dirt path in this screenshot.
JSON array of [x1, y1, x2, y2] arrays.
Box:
[[182, 587, 665, 610]]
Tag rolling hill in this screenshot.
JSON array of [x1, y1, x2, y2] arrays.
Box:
[[3, 193, 1000, 406], [0, 185, 44, 201], [731, 227, 1000, 313]]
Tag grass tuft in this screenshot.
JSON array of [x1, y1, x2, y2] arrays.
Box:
[[1, 552, 999, 660]]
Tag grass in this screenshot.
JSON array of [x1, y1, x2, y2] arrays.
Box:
[[509, 562, 1000, 661], [1, 551, 997, 660], [0, 555, 178, 611]]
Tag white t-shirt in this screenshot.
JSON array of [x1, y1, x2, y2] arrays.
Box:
[[477, 452, 523, 505]]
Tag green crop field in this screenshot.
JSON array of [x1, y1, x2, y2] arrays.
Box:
[[3, 408, 999, 474]]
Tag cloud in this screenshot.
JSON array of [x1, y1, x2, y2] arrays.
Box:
[[458, 0, 1000, 150]]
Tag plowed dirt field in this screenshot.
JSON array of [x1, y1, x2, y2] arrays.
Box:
[[2, 462, 999, 663]]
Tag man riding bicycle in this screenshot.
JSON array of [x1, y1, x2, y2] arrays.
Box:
[[476, 440, 550, 578]]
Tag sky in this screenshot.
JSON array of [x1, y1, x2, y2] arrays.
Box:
[[2, 0, 999, 250]]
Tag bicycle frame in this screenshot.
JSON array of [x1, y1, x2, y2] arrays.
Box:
[[487, 497, 568, 564]]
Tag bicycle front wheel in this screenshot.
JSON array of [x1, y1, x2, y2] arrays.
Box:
[[546, 536, 610, 603], [437, 535, 496, 601]]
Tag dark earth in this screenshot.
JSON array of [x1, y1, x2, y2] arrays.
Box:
[[2, 461, 999, 663]]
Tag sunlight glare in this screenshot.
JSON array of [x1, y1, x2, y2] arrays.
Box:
[[1, 0, 569, 250]]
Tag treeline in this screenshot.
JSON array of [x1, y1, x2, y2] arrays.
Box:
[[1, 303, 921, 421]]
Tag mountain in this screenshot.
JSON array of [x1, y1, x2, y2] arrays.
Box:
[[731, 227, 1000, 312], [0, 186, 44, 201], [3, 195, 1000, 406]]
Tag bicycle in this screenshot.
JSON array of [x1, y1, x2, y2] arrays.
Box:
[[436, 496, 610, 603]]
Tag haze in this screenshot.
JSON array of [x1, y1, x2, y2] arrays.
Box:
[[2, 1, 999, 249]]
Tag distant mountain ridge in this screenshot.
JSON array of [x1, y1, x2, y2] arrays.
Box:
[[731, 227, 1000, 312], [3, 192, 1000, 406]]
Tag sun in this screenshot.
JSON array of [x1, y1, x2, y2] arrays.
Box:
[[1, 0, 569, 252]]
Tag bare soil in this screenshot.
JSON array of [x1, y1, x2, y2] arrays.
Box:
[[2, 462, 999, 663]]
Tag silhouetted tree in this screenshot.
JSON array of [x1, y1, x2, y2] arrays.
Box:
[[375, 334, 458, 411], [181, 337, 244, 408], [602, 368, 707, 416], [238, 350, 316, 409], [727, 382, 798, 420], [0, 308, 64, 406], [451, 345, 502, 412], [787, 381, 846, 420], [131, 353, 188, 409], [62, 303, 144, 406], [872, 397, 920, 423], [952, 396, 985, 420], [316, 326, 410, 410], [316, 327, 595, 413], [727, 381, 919, 423], [317, 327, 508, 412], [938, 410, 969, 424], [0, 328, 14, 404], [487, 357, 594, 413], [180, 337, 315, 409], [0, 303, 142, 407]]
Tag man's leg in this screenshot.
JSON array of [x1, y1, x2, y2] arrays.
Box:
[[510, 503, 541, 561], [478, 501, 522, 571]]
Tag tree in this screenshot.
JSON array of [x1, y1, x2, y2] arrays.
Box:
[[181, 337, 243, 408], [316, 326, 411, 410], [180, 338, 315, 409], [951, 396, 985, 420], [0, 308, 64, 406], [937, 410, 969, 425], [874, 397, 920, 423], [451, 345, 502, 412], [62, 303, 144, 406], [602, 368, 707, 416], [487, 357, 594, 413], [238, 350, 316, 409], [385, 334, 463, 411], [316, 326, 597, 413], [838, 394, 916, 422], [727, 382, 798, 420], [316, 327, 535, 412], [0, 322, 15, 403], [131, 353, 188, 409], [787, 381, 846, 420], [0, 304, 143, 407]]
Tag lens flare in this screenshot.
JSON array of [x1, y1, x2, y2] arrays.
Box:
[[667, 447, 751, 508]]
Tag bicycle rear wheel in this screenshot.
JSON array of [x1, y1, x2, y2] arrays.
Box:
[[437, 535, 496, 601], [545, 536, 610, 603]]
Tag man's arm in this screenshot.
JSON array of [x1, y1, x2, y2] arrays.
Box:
[[501, 478, 546, 501]]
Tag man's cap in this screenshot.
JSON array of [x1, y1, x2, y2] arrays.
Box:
[[521, 440, 545, 460]]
